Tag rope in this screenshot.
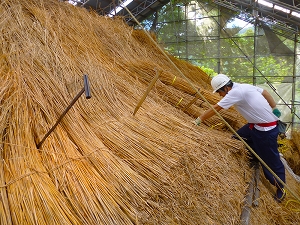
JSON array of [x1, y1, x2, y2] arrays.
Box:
[[280, 154, 300, 183], [285, 199, 300, 212], [176, 97, 183, 107], [171, 76, 176, 85], [119, 0, 300, 204], [0, 148, 102, 188], [209, 122, 223, 129]]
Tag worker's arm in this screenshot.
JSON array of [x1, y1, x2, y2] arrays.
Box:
[[262, 90, 276, 108], [262, 89, 281, 118], [199, 104, 223, 121], [194, 104, 223, 125]]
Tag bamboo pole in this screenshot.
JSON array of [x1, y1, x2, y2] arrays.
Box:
[[133, 69, 162, 115], [182, 91, 201, 112]]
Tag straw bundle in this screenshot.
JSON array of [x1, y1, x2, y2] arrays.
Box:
[[0, 0, 299, 224], [284, 130, 300, 175]]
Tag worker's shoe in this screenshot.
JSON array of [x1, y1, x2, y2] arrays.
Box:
[[274, 188, 286, 203]]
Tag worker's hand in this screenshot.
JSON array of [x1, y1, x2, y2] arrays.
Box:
[[272, 107, 281, 118], [194, 117, 202, 126]]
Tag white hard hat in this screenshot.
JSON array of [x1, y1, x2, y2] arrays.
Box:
[[211, 74, 231, 93]]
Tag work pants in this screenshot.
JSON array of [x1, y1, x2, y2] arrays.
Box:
[[236, 124, 286, 189]]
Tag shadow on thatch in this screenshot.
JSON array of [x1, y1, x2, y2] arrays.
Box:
[[0, 0, 299, 224]]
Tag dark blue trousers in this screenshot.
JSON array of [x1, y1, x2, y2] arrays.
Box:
[[236, 124, 285, 188]]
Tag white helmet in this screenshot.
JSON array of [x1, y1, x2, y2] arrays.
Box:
[[211, 74, 231, 93]]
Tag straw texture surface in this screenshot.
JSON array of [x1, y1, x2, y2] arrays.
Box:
[[0, 0, 299, 224]]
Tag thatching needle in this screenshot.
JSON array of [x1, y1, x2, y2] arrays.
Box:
[[37, 74, 92, 148]]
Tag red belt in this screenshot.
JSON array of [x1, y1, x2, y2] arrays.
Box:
[[249, 121, 278, 130]]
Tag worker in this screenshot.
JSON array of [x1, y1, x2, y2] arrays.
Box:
[[194, 74, 286, 202]]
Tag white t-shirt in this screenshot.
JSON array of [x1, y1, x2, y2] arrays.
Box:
[[217, 83, 278, 131]]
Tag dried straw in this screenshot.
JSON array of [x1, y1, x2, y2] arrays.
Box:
[[0, 0, 299, 224]]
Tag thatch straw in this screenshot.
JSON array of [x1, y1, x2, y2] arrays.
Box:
[[0, 0, 299, 224], [283, 130, 300, 176]]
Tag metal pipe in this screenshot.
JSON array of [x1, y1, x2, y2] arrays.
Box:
[[240, 174, 255, 225], [253, 162, 261, 207]]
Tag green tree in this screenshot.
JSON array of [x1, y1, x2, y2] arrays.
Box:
[[140, 0, 294, 85]]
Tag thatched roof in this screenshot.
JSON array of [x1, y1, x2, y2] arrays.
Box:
[[0, 0, 299, 224]]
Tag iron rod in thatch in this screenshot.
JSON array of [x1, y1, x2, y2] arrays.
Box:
[[84, 74, 92, 99], [37, 75, 91, 148], [133, 69, 162, 115]]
